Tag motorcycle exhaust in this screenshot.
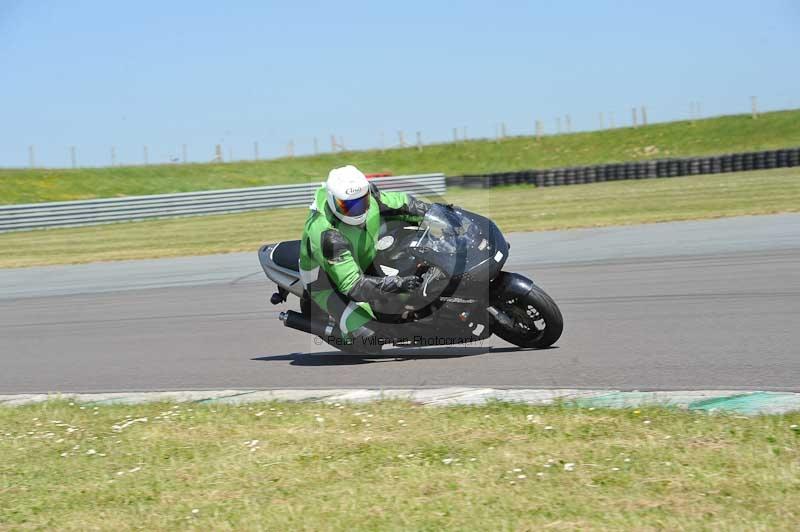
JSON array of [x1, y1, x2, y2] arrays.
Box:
[[279, 310, 333, 338]]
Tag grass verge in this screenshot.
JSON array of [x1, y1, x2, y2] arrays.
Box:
[[1, 167, 799, 269], [1, 400, 799, 530], [1, 110, 799, 204]]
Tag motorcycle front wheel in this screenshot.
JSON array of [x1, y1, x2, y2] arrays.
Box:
[[491, 282, 563, 348]]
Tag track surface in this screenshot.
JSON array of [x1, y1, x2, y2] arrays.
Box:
[[1, 214, 799, 394]]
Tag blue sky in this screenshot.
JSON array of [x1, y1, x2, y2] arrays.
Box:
[[1, 0, 798, 167]]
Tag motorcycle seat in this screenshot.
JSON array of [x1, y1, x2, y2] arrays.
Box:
[[272, 240, 301, 272]]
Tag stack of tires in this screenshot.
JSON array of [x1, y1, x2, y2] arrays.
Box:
[[451, 146, 800, 190]]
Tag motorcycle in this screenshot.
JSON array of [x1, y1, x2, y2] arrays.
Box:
[[258, 203, 563, 353]]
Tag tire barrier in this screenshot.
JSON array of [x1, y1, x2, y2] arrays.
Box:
[[449, 147, 800, 189]]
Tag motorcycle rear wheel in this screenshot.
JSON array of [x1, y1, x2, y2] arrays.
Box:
[[491, 283, 563, 348]]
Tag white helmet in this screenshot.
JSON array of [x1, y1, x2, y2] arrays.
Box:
[[326, 165, 371, 225]]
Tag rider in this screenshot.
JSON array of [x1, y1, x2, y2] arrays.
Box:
[[299, 165, 431, 351]]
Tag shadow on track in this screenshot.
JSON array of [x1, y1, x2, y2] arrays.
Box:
[[251, 345, 552, 366]]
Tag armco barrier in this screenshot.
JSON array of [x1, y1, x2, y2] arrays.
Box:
[[0, 173, 446, 232], [449, 147, 800, 189]]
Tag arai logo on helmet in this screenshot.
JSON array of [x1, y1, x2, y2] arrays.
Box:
[[345, 186, 364, 195]]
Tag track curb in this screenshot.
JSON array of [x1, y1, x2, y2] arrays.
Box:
[[2, 388, 799, 415]]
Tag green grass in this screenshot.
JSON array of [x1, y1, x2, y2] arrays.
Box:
[[2, 110, 799, 205], [1, 167, 798, 269], [1, 400, 798, 530]]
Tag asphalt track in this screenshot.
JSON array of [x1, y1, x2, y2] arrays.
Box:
[[1, 214, 798, 394]]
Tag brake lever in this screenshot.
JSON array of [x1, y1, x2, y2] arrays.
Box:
[[420, 266, 445, 298]]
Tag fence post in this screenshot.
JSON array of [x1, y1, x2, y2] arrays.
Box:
[[143, 145, 149, 165], [28, 145, 35, 169], [631, 107, 638, 128], [641, 106, 648, 126], [254, 141, 259, 161], [70, 146, 76, 169], [751, 96, 758, 119], [416, 131, 422, 151]]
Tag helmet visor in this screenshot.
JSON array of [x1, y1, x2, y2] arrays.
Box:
[[334, 193, 370, 218]]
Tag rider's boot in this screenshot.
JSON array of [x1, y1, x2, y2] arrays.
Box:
[[320, 323, 386, 356]]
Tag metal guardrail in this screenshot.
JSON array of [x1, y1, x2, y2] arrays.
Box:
[[0, 173, 446, 232]]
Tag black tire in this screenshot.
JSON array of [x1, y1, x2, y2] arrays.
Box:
[[491, 283, 563, 348]]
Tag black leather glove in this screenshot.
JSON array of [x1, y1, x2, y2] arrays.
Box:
[[376, 275, 422, 293], [396, 275, 423, 291], [348, 274, 422, 302], [405, 195, 431, 217]]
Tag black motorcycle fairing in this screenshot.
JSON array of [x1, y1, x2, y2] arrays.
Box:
[[372, 221, 420, 276], [408, 206, 508, 309], [372, 206, 508, 282], [386, 303, 494, 346], [415, 207, 507, 272]]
